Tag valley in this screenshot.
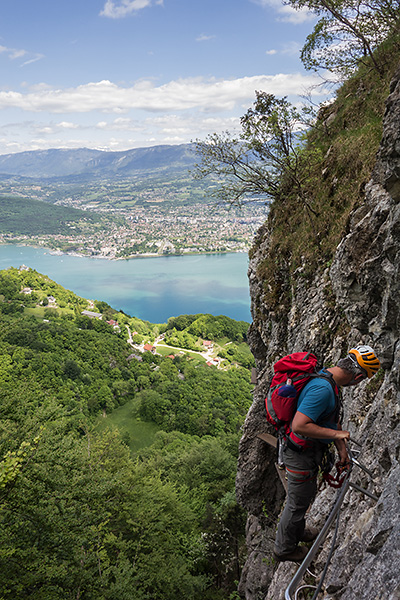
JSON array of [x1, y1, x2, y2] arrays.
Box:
[[0, 144, 268, 258]]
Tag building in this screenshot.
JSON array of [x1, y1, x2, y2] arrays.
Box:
[[81, 310, 103, 319]]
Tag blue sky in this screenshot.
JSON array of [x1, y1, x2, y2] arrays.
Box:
[[0, 0, 325, 155]]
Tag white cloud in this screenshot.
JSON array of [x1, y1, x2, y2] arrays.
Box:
[[196, 34, 216, 42], [0, 74, 326, 115], [10, 49, 27, 60], [21, 55, 45, 67], [57, 121, 80, 130], [250, 0, 314, 24], [100, 0, 163, 18], [32, 121, 81, 135], [266, 49, 277, 55], [0, 43, 44, 66], [96, 117, 144, 131]]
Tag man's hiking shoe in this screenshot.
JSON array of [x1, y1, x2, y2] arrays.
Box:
[[299, 527, 319, 543], [273, 546, 309, 563]]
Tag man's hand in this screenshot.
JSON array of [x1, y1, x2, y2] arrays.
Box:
[[333, 429, 350, 441], [336, 446, 350, 468], [334, 423, 350, 467], [334, 437, 350, 468]]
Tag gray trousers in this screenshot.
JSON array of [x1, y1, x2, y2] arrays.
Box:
[[274, 443, 325, 555]]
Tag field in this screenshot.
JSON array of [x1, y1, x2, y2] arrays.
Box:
[[95, 396, 160, 452]]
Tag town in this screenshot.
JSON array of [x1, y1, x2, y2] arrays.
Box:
[[0, 175, 269, 258]]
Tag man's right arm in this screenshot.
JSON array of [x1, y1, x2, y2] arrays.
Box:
[[292, 411, 350, 442]]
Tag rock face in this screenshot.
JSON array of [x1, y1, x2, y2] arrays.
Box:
[[236, 68, 400, 599]]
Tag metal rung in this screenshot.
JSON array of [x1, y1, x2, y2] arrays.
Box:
[[285, 469, 352, 599], [352, 458, 375, 479], [349, 482, 379, 501]]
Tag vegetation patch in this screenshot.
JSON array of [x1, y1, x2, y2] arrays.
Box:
[[0, 267, 252, 599], [0, 194, 103, 236]]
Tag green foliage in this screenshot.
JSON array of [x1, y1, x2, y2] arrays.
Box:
[[193, 92, 311, 207], [0, 268, 251, 599], [286, 0, 400, 77], [167, 314, 200, 330], [0, 422, 207, 599], [186, 314, 249, 342], [248, 35, 400, 318], [137, 361, 252, 437], [0, 434, 41, 494], [0, 194, 102, 235], [164, 327, 199, 350]]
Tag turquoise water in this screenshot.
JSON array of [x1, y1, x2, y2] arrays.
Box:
[[0, 245, 251, 323]]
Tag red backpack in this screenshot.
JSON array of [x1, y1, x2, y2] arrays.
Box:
[[265, 351, 321, 451]]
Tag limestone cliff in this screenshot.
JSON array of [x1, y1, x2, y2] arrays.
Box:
[[236, 67, 400, 599]]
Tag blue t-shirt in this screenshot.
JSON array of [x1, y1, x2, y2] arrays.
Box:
[[296, 374, 337, 443]]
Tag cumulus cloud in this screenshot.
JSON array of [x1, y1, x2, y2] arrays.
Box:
[[100, 0, 163, 18], [250, 0, 314, 24], [30, 121, 80, 135], [0, 74, 325, 115]]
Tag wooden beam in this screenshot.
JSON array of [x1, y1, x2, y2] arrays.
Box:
[[256, 432, 278, 448], [257, 433, 287, 492], [275, 463, 288, 493]]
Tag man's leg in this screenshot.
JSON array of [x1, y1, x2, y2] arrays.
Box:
[[274, 467, 317, 555], [274, 445, 322, 557]]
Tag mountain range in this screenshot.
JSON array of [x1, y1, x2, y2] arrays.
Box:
[[0, 143, 196, 181]]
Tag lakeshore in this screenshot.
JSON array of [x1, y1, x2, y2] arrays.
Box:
[[0, 244, 251, 323]]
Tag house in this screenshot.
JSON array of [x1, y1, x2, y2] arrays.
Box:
[[127, 353, 143, 362], [203, 340, 213, 349], [81, 310, 103, 319], [143, 343, 156, 353]]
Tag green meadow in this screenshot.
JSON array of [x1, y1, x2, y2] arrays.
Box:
[[95, 396, 160, 452]]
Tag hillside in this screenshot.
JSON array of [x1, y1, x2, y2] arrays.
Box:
[[0, 194, 105, 236], [0, 143, 195, 181], [236, 37, 400, 600], [0, 143, 214, 214], [0, 266, 255, 599]]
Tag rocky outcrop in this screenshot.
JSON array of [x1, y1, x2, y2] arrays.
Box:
[[236, 68, 400, 599]]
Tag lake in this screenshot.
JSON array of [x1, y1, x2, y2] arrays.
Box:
[[0, 245, 252, 323]]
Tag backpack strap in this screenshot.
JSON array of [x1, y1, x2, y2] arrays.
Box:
[[286, 370, 342, 453], [314, 369, 343, 425]]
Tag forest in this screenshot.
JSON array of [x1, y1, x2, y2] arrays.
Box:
[[0, 266, 253, 599], [0, 195, 106, 236]]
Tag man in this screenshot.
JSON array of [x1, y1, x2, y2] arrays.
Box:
[[273, 345, 380, 562]]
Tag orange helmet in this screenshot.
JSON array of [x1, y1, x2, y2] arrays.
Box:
[[348, 345, 380, 378]]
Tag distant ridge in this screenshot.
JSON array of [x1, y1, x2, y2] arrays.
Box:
[[0, 143, 196, 180]]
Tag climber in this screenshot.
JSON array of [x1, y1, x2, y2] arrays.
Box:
[[273, 345, 380, 562]]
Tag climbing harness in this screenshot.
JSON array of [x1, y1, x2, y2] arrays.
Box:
[[285, 441, 378, 600]]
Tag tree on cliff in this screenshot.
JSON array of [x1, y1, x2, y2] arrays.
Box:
[[285, 0, 400, 77], [193, 92, 318, 215]]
